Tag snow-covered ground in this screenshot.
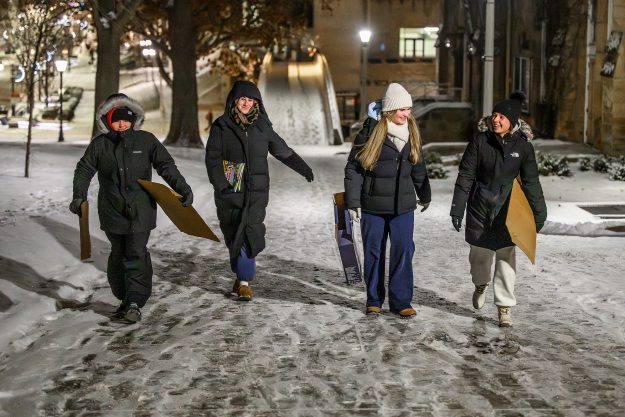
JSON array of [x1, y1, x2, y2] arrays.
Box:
[[1, 140, 625, 416]]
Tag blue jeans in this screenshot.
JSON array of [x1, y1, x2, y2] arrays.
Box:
[[360, 211, 415, 312], [235, 244, 256, 282]]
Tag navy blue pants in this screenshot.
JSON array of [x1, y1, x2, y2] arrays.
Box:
[[235, 244, 256, 282], [360, 211, 415, 312]]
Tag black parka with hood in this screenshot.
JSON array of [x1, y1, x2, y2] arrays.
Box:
[[344, 117, 431, 215], [72, 94, 192, 234], [205, 81, 313, 266], [450, 118, 547, 250]]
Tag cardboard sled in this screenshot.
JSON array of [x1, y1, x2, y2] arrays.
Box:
[[333, 192, 363, 285], [79, 201, 91, 261], [137, 179, 219, 242], [506, 178, 537, 264]]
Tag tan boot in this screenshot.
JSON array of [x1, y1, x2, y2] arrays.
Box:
[[472, 284, 488, 310], [237, 285, 253, 301], [366, 306, 381, 315], [398, 307, 417, 318], [232, 279, 240, 294], [498, 306, 512, 327]]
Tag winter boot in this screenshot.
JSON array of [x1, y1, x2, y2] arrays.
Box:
[[232, 279, 241, 294], [124, 302, 142, 323], [366, 306, 382, 315], [237, 285, 253, 302], [112, 302, 127, 320], [472, 284, 489, 310], [398, 307, 417, 318], [498, 306, 511, 327]]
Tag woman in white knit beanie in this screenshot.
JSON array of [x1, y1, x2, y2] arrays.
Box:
[[344, 83, 431, 318]]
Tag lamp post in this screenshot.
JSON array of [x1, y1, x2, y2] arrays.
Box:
[[10, 64, 16, 116], [359, 29, 371, 119], [55, 59, 67, 142]]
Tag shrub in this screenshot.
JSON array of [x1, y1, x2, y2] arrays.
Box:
[[608, 161, 625, 181], [579, 157, 592, 171], [536, 152, 571, 177], [427, 163, 448, 179], [424, 151, 443, 165]]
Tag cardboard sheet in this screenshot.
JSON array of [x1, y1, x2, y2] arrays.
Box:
[[137, 179, 220, 242], [506, 178, 536, 264], [79, 201, 91, 260]]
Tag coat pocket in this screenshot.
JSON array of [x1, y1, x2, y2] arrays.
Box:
[[468, 184, 503, 227], [219, 190, 244, 209]]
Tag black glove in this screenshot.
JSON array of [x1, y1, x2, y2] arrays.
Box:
[[451, 215, 462, 232], [283, 153, 313, 182], [69, 198, 84, 217], [418, 201, 430, 212], [180, 190, 193, 207], [536, 222, 544, 233]]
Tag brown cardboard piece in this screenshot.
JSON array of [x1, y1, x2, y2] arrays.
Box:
[[79, 201, 92, 260], [506, 178, 536, 264], [137, 179, 220, 242]]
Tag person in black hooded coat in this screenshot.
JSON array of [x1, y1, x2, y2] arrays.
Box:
[[70, 93, 193, 322], [450, 97, 547, 327], [205, 81, 314, 301]]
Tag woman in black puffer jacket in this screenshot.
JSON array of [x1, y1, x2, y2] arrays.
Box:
[[344, 83, 431, 318], [450, 97, 547, 328], [206, 81, 314, 302]]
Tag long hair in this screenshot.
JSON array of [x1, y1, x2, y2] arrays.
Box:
[[356, 112, 423, 171]]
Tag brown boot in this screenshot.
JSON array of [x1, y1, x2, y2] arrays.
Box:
[[398, 307, 417, 318], [237, 285, 253, 301], [366, 306, 381, 315]]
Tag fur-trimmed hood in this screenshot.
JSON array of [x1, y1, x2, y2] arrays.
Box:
[[477, 116, 534, 141], [95, 93, 145, 134]]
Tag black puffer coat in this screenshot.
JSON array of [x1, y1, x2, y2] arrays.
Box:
[[205, 81, 313, 267], [73, 94, 192, 234], [344, 118, 431, 215], [450, 118, 547, 250]]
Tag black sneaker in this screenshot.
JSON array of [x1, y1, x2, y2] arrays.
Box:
[[111, 302, 127, 320], [124, 302, 142, 323]]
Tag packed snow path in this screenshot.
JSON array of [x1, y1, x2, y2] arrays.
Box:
[[0, 143, 624, 416]]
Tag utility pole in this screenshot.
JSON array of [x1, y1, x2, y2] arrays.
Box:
[[483, 0, 495, 115]]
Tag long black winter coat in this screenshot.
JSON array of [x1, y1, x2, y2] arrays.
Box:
[[73, 94, 191, 234], [450, 118, 547, 250], [344, 118, 431, 215], [205, 81, 313, 266]]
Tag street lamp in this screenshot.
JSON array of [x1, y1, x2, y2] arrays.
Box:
[[359, 29, 372, 119], [55, 59, 68, 142]]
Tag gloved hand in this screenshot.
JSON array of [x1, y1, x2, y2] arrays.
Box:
[[451, 215, 462, 232], [69, 198, 84, 217], [180, 190, 193, 207], [348, 208, 361, 222], [368, 100, 382, 121], [418, 201, 430, 212], [304, 170, 314, 182], [536, 222, 544, 233]]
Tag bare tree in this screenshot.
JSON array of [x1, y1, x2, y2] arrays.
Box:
[[3, 0, 65, 177], [87, 0, 141, 137], [130, 0, 314, 147]]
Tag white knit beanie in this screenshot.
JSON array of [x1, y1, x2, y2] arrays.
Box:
[[381, 83, 412, 112]]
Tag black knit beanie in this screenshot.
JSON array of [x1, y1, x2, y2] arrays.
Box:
[[110, 107, 136, 124], [492, 99, 521, 127]]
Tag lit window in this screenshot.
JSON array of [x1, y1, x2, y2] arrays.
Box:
[[399, 28, 438, 58], [513, 57, 531, 112]]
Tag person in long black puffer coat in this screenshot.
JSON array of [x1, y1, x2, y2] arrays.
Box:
[[205, 80, 314, 302], [450, 98, 547, 328]]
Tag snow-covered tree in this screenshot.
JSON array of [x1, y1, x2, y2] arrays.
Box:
[[2, 0, 66, 177]]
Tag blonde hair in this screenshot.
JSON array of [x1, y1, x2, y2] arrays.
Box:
[[356, 112, 423, 171]]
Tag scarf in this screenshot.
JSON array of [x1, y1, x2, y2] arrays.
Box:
[[230, 101, 260, 129], [387, 120, 409, 152]]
